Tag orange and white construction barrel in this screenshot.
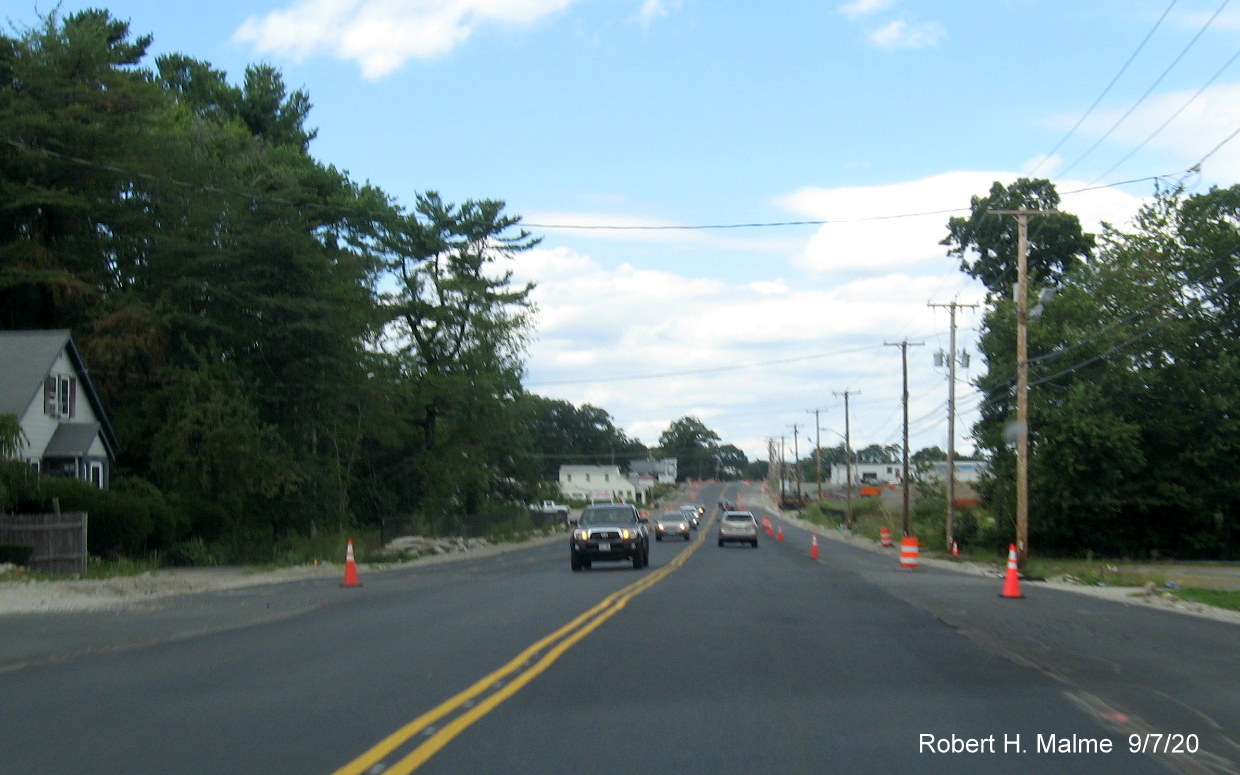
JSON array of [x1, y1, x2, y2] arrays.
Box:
[[898, 536, 919, 570]]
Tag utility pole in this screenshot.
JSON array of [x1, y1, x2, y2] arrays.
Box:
[[989, 208, 1056, 568], [767, 437, 775, 495], [929, 300, 978, 551], [834, 390, 857, 529], [779, 436, 786, 502], [808, 409, 824, 503], [886, 340, 924, 537], [789, 424, 802, 500]]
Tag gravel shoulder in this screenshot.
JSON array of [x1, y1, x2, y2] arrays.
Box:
[[0, 533, 564, 616], [763, 494, 1240, 627]]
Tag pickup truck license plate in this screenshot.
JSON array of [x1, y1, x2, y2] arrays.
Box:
[[597, 542, 610, 552]]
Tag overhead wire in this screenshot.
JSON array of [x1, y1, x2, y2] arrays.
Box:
[[1055, 0, 1232, 181], [1088, 41, 1240, 185], [1028, 0, 1181, 178]]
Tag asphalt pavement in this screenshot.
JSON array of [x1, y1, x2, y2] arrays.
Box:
[[1, 483, 1235, 775]]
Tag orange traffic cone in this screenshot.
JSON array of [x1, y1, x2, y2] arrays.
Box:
[[809, 535, 820, 559], [999, 544, 1023, 599], [776, 526, 784, 542], [951, 541, 959, 557], [341, 539, 362, 588]]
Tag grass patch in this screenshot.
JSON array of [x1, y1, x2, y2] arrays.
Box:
[[1174, 587, 1240, 612], [86, 555, 161, 579], [1021, 558, 1165, 588]]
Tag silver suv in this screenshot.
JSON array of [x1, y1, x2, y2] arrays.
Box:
[[718, 510, 759, 548], [571, 503, 650, 570]]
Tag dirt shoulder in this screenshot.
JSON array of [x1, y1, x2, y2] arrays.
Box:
[[761, 493, 1240, 627], [0, 533, 563, 616]]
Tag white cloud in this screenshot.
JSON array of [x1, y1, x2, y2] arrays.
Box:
[[869, 18, 945, 49], [778, 171, 1001, 276], [510, 242, 985, 458], [235, 0, 579, 79], [838, 0, 900, 18], [510, 173, 1149, 461], [777, 171, 1146, 279], [637, 0, 683, 27], [1056, 81, 1240, 184]]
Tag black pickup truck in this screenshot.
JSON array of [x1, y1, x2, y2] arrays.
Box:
[[569, 503, 650, 571]]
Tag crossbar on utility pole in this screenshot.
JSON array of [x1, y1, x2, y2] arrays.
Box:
[[886, 340, 924, 537], [988, 208, 1056, 569], [928, 300, 978, 551]]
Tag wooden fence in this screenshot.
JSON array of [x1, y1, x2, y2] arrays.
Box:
[[0, 511, 88, 575]]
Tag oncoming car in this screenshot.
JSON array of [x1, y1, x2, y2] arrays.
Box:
[[656, 511, 692, 541], [718, 510, 759, 548], [570, 503, 650, 571]]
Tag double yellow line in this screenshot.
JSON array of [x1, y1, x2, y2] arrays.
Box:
[[333, 526, 707, 775]]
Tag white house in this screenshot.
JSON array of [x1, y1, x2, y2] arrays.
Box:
[[0, 330, 118, 487], [559, 464, 637, 503], [922, 460, 988, 485], [629, 457, 677, 484], [829, 462, 904, 486]]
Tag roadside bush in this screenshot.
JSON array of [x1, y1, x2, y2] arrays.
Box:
[[0, 460, 40, 509], [30, 476, 186, 558], [163, 537, 219, 567]]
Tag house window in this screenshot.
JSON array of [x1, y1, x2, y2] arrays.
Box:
[[45, 375, 76, 418], [58, 376, 72, 417], [89, 462, 103, 488]]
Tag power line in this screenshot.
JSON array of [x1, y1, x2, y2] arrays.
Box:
[[1029, 0, 1181, 177], [1089, 41, 1240, 185], [525, 342, 887, 387], [0, 136, 1176, 234], [1055, 0, 1232, 181]]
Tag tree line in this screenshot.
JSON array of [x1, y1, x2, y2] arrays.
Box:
[[0, 10, 751, 560], [6, 11, 1235, 562], [945, 178, 1240, 559]]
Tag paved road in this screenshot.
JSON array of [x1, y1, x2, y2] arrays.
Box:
[[1, 481, 1235, 774]]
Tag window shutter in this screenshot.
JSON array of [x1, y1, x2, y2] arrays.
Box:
[[69, 378, 77, 418], [45, 377, 56, 416]]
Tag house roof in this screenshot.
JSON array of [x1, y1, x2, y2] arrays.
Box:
[[45, 422, 103, 458], [0, 330, 70, 417], [0, 330, 119, 458]]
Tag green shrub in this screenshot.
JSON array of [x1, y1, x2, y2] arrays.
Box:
[[163, 537, 220, 567], [22, 476, 187, 558], [0, 460, 40, 509]]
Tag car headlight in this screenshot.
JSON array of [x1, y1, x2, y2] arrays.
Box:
[[574, 529, 588, 541], [620, 528, 634, 540]]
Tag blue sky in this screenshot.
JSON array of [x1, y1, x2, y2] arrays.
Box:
[[23, 0, 1240, 463]]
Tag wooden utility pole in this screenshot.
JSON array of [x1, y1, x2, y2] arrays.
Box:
[[767, 438, 777, 497], [886, 340, 924, 537], [928, 300, 978, 551], [834, 390, 857, 529], [989, 208, 1056, 568], [808, 409, 824, 503], [790, 424, 802, 500]]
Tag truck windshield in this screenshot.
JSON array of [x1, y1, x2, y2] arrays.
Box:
[[580, 508, 631, 525]]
